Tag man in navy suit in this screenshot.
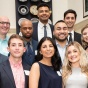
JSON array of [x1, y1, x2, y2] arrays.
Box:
[[20, 19, 38, 66], [64, 9, 82, 44], [0, 53, 8, 63], [0, 34, 30, 88], [32, 3, 54, 42]]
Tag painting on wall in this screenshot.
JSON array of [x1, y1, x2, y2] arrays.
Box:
[[83, 0, 88, 17]]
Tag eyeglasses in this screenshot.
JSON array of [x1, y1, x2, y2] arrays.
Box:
[[0, 21, 10, 25]]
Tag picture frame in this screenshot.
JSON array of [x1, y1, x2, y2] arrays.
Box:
[[83, 0, 88, 18]]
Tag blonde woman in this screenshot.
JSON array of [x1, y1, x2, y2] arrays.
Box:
[[62, 41, 88, 88], [81, 24, 88, 53]]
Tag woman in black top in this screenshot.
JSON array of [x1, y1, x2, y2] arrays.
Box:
[[29, 37, 62, 88]]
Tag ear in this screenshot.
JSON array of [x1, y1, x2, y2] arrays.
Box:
[[23, 47, 26, 52], [39, 51, 42, 54], [7, 47, 10, 52]]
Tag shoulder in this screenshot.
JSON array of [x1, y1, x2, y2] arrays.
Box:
[[32, 39, 38, 44], [74, 31, 81, 36], [31, 62, 39, 70], [33, 22, 38, 26]]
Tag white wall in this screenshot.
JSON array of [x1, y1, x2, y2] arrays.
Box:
[[52, 0, 68, 24], [0, 0, 16, 29], [0, 0, 88, 29], [68, 0, 88, 24]]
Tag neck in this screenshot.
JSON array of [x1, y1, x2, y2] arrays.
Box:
[[68, 27, 74, 32], [0, 34, 6, 40], [40, 20, 48, 25], [71, 62, 80, 68], [40, 57, 52, 66], [56, 40, 67, 47], [9, 56, 22, 64]]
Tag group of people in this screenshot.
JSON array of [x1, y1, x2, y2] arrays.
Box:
[[0, 3, 88, 88]]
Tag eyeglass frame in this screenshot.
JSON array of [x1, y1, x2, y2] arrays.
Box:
[[0, 21, 10, 25]]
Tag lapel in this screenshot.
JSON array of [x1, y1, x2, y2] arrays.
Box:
[[3, 60, 16, 88]]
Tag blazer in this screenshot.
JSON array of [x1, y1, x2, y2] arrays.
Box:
[[0, 54, 8, 64], [74, 31, 82, 45], [32, 22, 54, 41], [0, 59, 31, 88], [22, 39, 38, 66]]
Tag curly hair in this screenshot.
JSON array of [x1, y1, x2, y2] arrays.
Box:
[[62, 41, 88, 85]]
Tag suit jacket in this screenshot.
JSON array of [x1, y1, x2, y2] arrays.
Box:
[[22, 39, 38, 66], [0, 54, 8, 64], [74, 31, 82, 45], [0, 59, 31, 88], [32, 22, 54, 41]]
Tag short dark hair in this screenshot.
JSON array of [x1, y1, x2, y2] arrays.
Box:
[[35, 37, 62, 71], [54, 20, 66, 26], [64, 9, 77, 19], [37, 3, 50, 10], [8, 34, 25, 47]]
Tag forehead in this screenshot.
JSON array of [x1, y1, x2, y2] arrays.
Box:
[[65, 13, 75, 17], [55, 22, 67, 27], [0, 17, 9, 22], [83, 28, 88, 32], [21, 21, 32, 26], [10, 38, 23, 44], [38, 6, 49, 10], [42, 40, 52, 45]]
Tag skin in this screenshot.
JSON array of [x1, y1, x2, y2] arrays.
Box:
[[67, 45, 80, 67], [53, 22, 68, 47], [20, 20, 33, 42], [82, 28, 88, 43], [29, 40, 55, 88], [37, 6, 51, 24], [64, 13, 76, 32], [7, 38, 26, 63], [0, 16, 10, 39]]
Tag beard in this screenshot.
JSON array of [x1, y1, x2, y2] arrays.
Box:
[[23, 34, 32, 39], [54, 35, 68, 42]]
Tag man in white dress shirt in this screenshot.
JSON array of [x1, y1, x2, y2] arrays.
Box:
[[32, 3, 54, 42], [53, 20, 68, 63], [64, 9, 81, 44]]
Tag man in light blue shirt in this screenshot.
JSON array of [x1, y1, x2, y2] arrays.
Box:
[[0, 16, 10, 56], [53, 20, 69, 63]]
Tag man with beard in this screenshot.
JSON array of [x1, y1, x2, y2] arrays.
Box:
[[32, 3, 54, 42], [20, 19, 38, 66], [64, 9, 81, 44], [53, 20, 68, 63]]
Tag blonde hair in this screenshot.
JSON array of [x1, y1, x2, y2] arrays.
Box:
[[81, 24, 88, 49], [62, 41, 88, 85]]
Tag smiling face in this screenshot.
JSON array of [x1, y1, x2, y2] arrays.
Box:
[[53, 22, 68, 42], [64, 13, 76, 31], [82, 28, 88, 43], [37, 6, 50, 23], [0, 16, 10, 35], [8, 38, 26, 59], [40, 40, 55, 59], [67, 45, 80, 67]]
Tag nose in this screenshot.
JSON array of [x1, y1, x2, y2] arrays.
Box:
[[46, 46, 50, 50]]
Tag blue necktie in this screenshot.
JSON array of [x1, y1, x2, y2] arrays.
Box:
[[44, 25, 47, 37]]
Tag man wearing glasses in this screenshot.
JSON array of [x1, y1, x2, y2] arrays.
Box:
[[0, 16, 10, 56]]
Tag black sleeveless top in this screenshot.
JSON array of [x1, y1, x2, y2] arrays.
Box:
[[38, 62, 62, 88]]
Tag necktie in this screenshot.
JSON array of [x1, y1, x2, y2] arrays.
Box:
[[27, 42, 33, 54], [69, 33, 72, 43], [44, 25, 47, 37]]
